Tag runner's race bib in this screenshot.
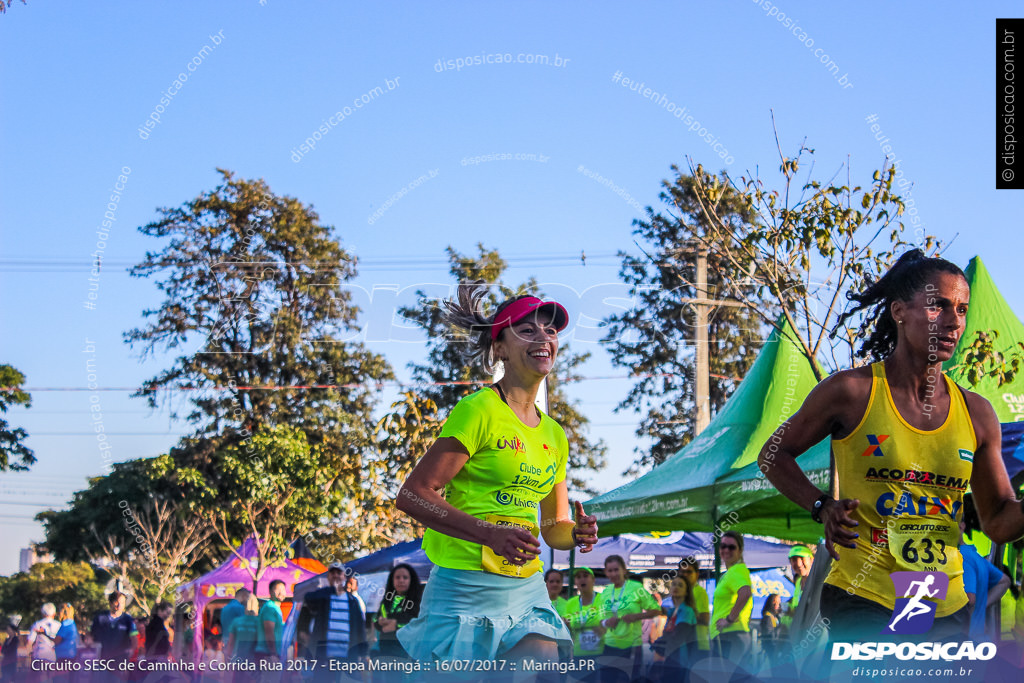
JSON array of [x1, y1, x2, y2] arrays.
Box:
[[481, 514, 541, 578], [579, 629, 600, 651], [886, 516, 958, 572]]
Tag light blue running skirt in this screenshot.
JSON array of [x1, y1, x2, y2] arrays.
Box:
[[397, 566, 572, 661]]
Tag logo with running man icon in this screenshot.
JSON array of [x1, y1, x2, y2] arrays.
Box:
[[884, 571, 949, 635]]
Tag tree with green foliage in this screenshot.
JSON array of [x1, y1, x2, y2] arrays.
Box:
[[0, 364, 34, 471], [374, 392, 443, 541], [604, 172, 767, 471], [682, 127, 929, 379], [0, 562, 107, 629], [608, 117, 957, 472], [123, 169, 395, 557], [393, 244, 607, 493], [186, 425, 346, 589], [36, 454, 212, 617]]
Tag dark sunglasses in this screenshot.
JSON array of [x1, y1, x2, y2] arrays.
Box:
[[720, 544, 738, 550]]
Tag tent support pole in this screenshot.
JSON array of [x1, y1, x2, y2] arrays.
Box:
[[568, 547, 577, 598], [713, 506, 722, 581]]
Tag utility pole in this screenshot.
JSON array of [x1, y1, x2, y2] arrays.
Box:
[[677, 246, 744, 436], [677, 247, 745, 583]]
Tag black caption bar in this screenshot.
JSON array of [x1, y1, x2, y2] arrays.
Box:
[[997, 19, 1024, 189]]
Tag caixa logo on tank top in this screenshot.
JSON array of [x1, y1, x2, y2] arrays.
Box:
[[873, 492, 962, 519], [861, 433, 890, 457]]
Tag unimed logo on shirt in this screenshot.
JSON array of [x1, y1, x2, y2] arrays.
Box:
[[495, 435, 525, 455]]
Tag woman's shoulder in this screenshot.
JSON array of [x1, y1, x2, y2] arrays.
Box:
[[727, 563, 752, 579], [817, 365, 873, 401], [457, 387, 499, 407]]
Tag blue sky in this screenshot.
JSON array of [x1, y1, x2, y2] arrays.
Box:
[[1, 1, 1022, 576]]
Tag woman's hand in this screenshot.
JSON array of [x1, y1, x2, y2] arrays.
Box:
[[378, 618, 397, 633], [715, 618, 730, 632], [821, 497, 860, 560], [603, 615, 620, 629], [572, 501, 599, 553], [486, 525, 541, 565]]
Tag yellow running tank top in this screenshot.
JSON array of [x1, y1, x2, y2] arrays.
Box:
[[824, 362, 976, 617]]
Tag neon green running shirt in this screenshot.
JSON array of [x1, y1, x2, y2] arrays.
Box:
[[422, 388, 568, 573]]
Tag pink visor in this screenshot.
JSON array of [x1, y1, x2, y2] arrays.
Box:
[[490, 297, 569, 340]]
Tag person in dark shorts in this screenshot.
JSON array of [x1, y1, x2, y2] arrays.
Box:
[[758, 250, 1024, 647]]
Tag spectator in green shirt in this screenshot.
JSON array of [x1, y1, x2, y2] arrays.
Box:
[[256, 580, 286, 662], [597, 555, 660, 683], [561, 567, 605, 661], [678, 556, 711, 658], [781, 545, 813, 630], [711, 531, 753, 665], [226, 594, 261, 662], [546, 569, 569, 614]]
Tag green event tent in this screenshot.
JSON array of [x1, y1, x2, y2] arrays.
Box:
[[587, 317, 829, 542], [943, 256, 1024, 559], [944, 256, 1024, 424], [588, 255, 1024, 547]]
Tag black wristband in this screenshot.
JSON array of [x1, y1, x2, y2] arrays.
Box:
[[811, 494, 833, 524]]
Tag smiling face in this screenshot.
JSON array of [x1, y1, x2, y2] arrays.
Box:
[[720, 536, 741, 567], [494, 311, 559, 381], [604, 559, 626, 587], [392, 568, 411, 596], [789, 555, 811, 579], [890, 272, 970, 363], [545, 571, 564, 599]]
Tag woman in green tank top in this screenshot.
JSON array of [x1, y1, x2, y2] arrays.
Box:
[[757, 249, 1024, 646], [396, 284, 600, 668]]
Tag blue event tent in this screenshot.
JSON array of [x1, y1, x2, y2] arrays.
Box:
[[551, 531, 794, 573]]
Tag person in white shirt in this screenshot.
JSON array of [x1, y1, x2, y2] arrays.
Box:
[[27, 602, 61, 681]]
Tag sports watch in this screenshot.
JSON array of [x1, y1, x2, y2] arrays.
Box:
[[810, 494, 833, 523]]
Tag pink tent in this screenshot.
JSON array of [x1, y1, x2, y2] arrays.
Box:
[[175, 536, 325, 659]]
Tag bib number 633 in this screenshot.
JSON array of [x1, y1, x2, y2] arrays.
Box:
[[899, 538, 948, 565]]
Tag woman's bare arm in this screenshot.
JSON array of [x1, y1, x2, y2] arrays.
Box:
[[396, 437, 540, 564], [966, 393, 1024, 544], [757, 373, 864, 560]]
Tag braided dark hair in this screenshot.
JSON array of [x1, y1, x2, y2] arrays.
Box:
[[832, 249, 967, 362]]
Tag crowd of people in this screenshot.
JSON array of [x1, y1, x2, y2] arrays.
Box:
[[1, 591, 177, 682], [5, 251, 1024, 682]]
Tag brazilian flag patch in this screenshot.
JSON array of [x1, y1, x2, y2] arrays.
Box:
[[958, 449, 974, 463]]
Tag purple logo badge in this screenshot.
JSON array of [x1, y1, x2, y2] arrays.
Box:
[[884, 571, 949, 635]]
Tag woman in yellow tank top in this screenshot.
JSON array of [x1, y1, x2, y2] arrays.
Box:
[[757, 249, 1024, 644]]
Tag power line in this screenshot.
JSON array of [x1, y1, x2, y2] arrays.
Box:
[[0, 252, 623, 273], [8, 373, 658, 393]]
